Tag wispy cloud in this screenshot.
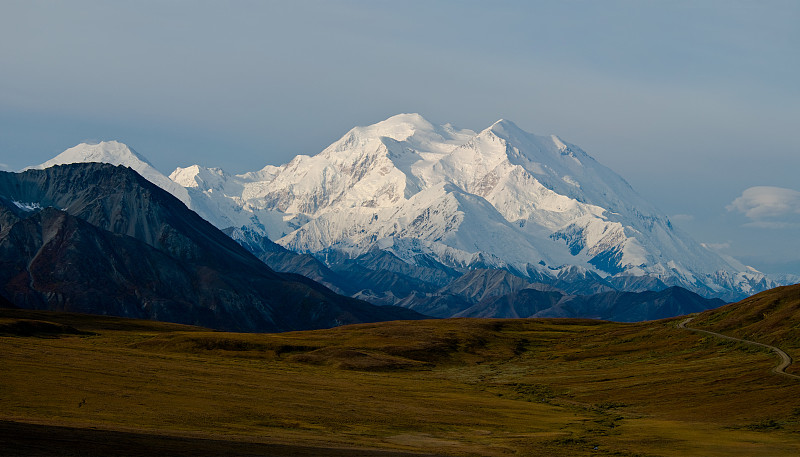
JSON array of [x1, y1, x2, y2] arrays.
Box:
[[0, 163, 9, 171], [728, 186, 800, 228]]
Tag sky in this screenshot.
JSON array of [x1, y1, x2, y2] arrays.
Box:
[[1, 0, 799, 275]]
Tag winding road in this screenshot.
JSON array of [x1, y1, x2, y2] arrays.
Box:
[[677, 317, 799, 380]]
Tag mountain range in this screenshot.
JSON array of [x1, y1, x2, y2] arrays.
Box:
[[28, 115, 785, 307], [0, 163, 422, 331]]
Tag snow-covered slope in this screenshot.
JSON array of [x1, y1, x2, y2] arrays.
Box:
[[33, 115, 779, 300], [26, 141, 191, 207]]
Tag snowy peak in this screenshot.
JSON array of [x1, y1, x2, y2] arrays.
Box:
[[169, 164, 229, 190], [28, 140, 191, 207], [476, 121, 652, 219], [487, 118, 523, 138], [31, 140, 152, 169], [345, 113, 476, 157], [253, 114, 475, 216], [483, 119, 583, 166], [355, 113, 436, 143]]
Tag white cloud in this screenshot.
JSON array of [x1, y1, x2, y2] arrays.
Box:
[[728, 186, 800, 228], [0, 163, 9, 171]]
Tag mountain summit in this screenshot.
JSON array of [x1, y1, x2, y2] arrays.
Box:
[[35, 115, 777, 300], [27, 141, 190, 206]]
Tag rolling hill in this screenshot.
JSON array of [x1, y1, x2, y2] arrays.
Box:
[[689, 283, 800, 370]]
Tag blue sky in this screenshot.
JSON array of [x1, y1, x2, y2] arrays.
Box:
[[1, 0, 799, 274]]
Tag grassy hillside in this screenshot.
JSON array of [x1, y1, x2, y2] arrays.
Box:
[[691, 283, 800, 374], [1, 306, 799, 456]]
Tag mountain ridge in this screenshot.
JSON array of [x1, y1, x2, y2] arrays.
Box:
[[29, 114, 789, 302]]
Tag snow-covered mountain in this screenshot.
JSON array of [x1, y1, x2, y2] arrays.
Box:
[[26, 141, 191, 207], [31, 115, 779, 300]]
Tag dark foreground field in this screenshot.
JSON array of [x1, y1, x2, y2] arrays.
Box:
[[2, 286, 799, 456], [0, 420, 438, 457]]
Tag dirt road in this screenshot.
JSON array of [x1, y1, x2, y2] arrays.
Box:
[[678, 317, 799, 380]]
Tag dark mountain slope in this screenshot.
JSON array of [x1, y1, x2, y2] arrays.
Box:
[[322, 248, 459, 289], [454, 288, 565, 318], [0, 164, 423, 331], [439, 269, 533, 303], [551, 266, 616, 295], [0, 293, 15, 308], [395, 270, 561, 319], [0, 164, 262, 272], [536, 286, 725, 322], [225, 229, 449, 305], [222, 226, 350, 294]]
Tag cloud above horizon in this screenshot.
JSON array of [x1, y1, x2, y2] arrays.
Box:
[[728, 186, 800, 228]]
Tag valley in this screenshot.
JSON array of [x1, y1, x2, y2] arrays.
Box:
[[2, 285, 799, 456]]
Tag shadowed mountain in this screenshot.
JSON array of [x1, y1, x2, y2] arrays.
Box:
[[533, 286, 726, 322], [224, 227, 446, 302], [399, 267, 723, 320], [454, 288, 566, 319], [0, 291, 16, 308], [377, 267, 724, 321], [606, 274, 669, 293], [231, 234, 726, 322], [550, 266, 617, 295], [334, 248, 461, 287], [398, 269, 559, 318], [438, 269, 534, 303], [222, 226, 350, 294], [0, 164, 424, 332]]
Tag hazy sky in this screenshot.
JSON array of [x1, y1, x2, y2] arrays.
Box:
[[1, 0, 799, 274]]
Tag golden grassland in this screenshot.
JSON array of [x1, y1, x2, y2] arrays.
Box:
[[691, 284, 800, 375], [1, 304, 799, 456]]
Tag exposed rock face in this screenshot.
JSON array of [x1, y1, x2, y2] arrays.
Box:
[[0, 164, 424, 332]]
